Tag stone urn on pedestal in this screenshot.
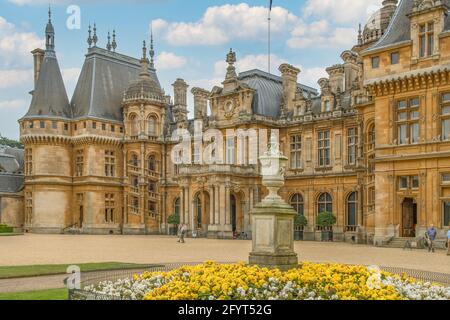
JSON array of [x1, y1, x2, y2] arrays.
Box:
[[249, 134, 298, 271]]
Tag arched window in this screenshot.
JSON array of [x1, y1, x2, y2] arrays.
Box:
[[290, 193, 304, 215], [367, 123, 375, 151], [148, 155, 156, 172], [347, 192, 358, 226], [195, 193, 202, 228], [317, 192, 332, 214], [129, 114, 139, 137], [148, 116, 157, 136], [174, 197, 181, 217], [131, 153, 139, 167]]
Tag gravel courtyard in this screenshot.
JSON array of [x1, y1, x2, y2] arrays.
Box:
[[0, 234, 449, 273]]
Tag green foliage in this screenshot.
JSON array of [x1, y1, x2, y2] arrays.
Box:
[[316, 211, 337, 228], [0, 135, 23, 149], [294, 214, 308, 227], [167, 212, 180, 225], [0, 224, 13, 234], [0, 288, 68, 300]]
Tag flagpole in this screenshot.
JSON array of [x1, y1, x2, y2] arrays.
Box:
[[268, 0, 271, 74]]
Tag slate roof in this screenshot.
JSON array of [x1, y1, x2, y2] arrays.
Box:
[[365, 0, 450, 53], [22, 51, 71, 120], [238, 69, 318, 118], [71, 47, 161, 122], [0, 147, 24, 194]]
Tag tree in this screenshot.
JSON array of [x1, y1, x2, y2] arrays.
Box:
[[0, 135, 23, 149]]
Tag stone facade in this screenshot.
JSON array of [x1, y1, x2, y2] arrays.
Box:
[[14, 2, 450, 243]]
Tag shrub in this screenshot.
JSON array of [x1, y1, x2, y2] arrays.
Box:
[[317, 211, 336, 228], [0, 224, 13, 233], [167, 213, 180, 226], [294, 214, 308, 228]]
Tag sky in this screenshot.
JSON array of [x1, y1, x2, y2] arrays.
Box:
[[0, 0, 383, 139]]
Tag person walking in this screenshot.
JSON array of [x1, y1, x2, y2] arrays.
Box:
[[177, 223, 187, 244], [426, 224, 437, 253], [447, 229, 450, 256]]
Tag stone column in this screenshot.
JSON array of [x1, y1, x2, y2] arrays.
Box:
[[225, 183, 231, 225], [214, 185, 220, 226]]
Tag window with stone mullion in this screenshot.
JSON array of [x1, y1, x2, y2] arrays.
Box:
[[396, 98, 419, 145], [290, 135, 302, 169]]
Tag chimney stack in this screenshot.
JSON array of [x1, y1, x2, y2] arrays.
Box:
[[191, 87, 210, 119], [172, 78, 189, 124], [278, 64, 300, 112], [31, 48, 45, 89]]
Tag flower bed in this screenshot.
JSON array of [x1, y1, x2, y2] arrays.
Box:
[[84, 262, 450, 300]]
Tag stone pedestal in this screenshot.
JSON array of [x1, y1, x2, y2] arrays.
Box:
[[248, 132, 298, 271], [249, 201, 298, 270]]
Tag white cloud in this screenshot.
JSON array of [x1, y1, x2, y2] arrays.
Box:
[[303, 0, 383, 25], [155, 52, 187, 70], [288, 21, 357, 49], [298, 66, 328, 89], [0, 99, 28, 110], [0, 16, 44, 68], [0, 69, 32, 89], [151, 3, 298, 46]]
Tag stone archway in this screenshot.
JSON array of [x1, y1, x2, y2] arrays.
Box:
[[194, 191, 210, 237]]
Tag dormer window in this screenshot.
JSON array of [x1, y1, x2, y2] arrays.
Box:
[[324, 100, 331, 112], [419, 22, 434, 58], [371, 56, 380, 69]]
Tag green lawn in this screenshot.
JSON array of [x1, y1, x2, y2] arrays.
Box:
[[0, 262, 155, 279], [0, 288, 68, 300]]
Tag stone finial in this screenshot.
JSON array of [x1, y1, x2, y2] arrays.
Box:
[[150, 29, 155, 69], [87, 24, 93, 48], [92, 23, 98, 47], [225, 48, 237, 80], [358, 23, 363, 45], [106, 31, 112, 51], [112, 30, 117, 52]]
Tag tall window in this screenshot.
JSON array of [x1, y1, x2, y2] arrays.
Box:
[[226, 136, 235, 165], [444, 201, 450, 226], [75, 150, 84, 177], [290, 135, 302, 169], [397, 98, 420, 145], [148, 201, 156, 217], [318, 130, 331, 167], [347, 128, 358, 165], [441, 93, 450, 140], [25, 192, 33, 224], [174, 198, 181, 217], [105, 193, 115, 223], [367, 124, 375, 151], [130, 154, 139, 167], [105, 150, 116, 177], [368, 187, 375, 212], [148, 181, 157, 193], [317, 192, 332, 214], [129, 114, 139, 137], [419, 22, 434, 58], [148, 156, 156, 172], [195, 193, 202, 228], [25, 148, 32, 175], [371, 56, 380, 69], [347, 192, 358, 226], [290, 193, 304, 215], [391, 52, 399, 65], [148, 116, 157, 136]]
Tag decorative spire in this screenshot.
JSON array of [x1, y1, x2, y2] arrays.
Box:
[[112, 30, 117, 52], [225, 48, 237, 80], [45, 5, 55, 51], [92, 23, 98, 47], [87, 24, 93, 48], [142, 40, 147, 60], [106, 31, 112, 51], [149, 29, 155, 69], [358, 23, 363, 45], [140, 40, 150, 77]]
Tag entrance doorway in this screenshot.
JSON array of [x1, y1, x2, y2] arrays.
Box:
[[79, 206, 84, 227], [401, 198, 417, 237], [231, 194, 237, 233]]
